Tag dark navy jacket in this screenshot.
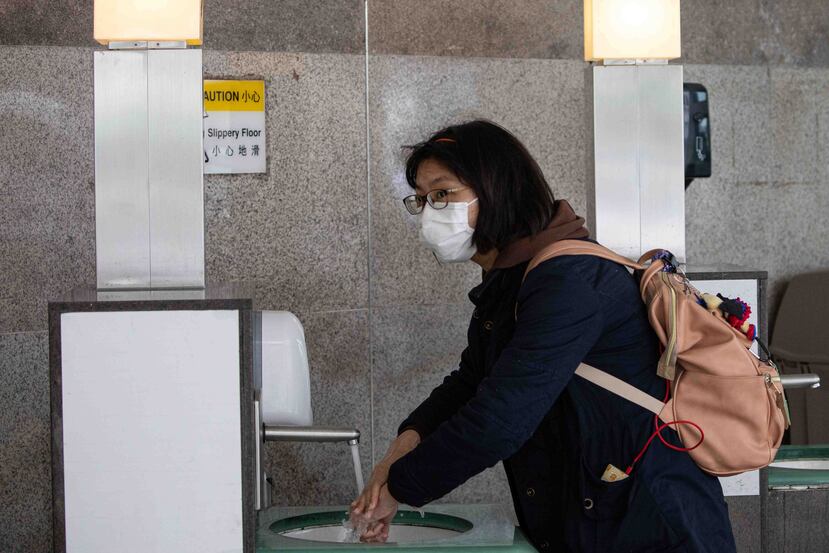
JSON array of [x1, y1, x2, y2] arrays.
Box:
[[388, 253, 736, 552]]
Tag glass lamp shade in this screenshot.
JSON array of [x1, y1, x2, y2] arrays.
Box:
[[584, 0, 681, 61], [94, 0, 203, 45]]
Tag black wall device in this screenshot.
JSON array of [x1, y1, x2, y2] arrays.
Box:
[[684, 83, 711, 188]]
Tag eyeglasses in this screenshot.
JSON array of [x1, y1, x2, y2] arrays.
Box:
[[402, 187, 469, 215]]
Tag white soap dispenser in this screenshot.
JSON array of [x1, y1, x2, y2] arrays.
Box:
[[259, 311, 313, 426]]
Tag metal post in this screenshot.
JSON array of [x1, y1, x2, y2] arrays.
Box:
[[94, 44, 205, 289], [587, 62, 686, 262]]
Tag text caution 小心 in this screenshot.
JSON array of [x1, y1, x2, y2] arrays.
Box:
[[203, 80, 266, 174]]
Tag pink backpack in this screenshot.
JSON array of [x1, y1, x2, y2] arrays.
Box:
[[526, 240, 789, 477]]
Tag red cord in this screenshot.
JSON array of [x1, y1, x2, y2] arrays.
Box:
[[624, 380, 705, 475]]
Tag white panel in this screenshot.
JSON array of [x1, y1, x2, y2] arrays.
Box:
[[688, 279, 759, 356], [592, 65, 641, 258], [148, 49, 205, 288], [94, 51, 151, 288], [60, 310, 242, 553], [718, 471, 760, 497], [638, 65, 685, 261]]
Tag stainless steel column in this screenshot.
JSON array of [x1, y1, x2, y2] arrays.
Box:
[[94, 47, 204, 289], [587, 62, 685, 262], [94, 51, 151, 288]]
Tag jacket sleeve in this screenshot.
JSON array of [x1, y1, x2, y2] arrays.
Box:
[[396, 343, 482, 440], [387, 265, 604, 506]]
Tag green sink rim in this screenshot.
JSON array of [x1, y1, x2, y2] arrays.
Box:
[[767, 467, 829, 489], [774, 444, 829, 461], [270, 510, 475, 537], [769, 445, 829, 488]]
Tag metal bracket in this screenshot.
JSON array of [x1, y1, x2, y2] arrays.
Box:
[[254, 398, 263, 510], [603, 59, 670, 66], [108, 40, 188, 50]]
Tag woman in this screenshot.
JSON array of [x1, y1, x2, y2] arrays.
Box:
[[350, 120, 735, 552]]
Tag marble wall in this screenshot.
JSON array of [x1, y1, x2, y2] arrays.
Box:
[[2, 0, 829, 67], [1, 2, 828, 552]]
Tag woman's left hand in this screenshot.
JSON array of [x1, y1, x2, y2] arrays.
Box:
[[351, 484, 399, 543]]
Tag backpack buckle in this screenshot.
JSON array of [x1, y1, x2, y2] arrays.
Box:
[[652, 250, 679, 272]]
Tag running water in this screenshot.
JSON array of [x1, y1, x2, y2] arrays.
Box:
[[340, 516, 368, 543], [338, 443, 368, 543], [350, 442, 365, 495]]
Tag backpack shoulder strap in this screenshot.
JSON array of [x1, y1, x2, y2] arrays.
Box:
[[523, 240, 668, 302], [575, 363, 666, 416], [521, 240, 668, 415], [524, 240, 648, 280]]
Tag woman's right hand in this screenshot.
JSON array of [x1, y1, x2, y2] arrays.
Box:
[[350, 429, 421, 518], [350, 461, 391, 518]]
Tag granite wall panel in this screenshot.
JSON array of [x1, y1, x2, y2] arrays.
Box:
[[764, 488, 829, 553], [768, 182, 829, 317], [368, 0, 582, 61], [204, 0, 365, 54], [726, 495, 762, 553], [782, 490, 829, 552], [0, 1, 93, 48], [755, 0, 829, 68], [0, 46, 96, 334], [2, 1, 828, 67], [367, 54, 586, 308], [0, 0, 366, 54], [367, 0, 829, 67], [0, 332, 52, 553], [202, 51, 369, 314], [769, 67, 827, 185]]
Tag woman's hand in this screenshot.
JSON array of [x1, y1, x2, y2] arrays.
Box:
[[350, 429, 420, 517], [355, 485, 399, 543], [350, 460, 391, 518]]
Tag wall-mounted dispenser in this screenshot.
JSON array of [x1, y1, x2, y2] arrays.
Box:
[[684, 83, 711, 188], [258, 311, 313, 427]]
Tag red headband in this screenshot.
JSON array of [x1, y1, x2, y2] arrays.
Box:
[[433, 138, 456, 143]]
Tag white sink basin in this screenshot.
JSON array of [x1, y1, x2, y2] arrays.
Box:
[[270, 510, 474, 544], [283, 524, 463, 543], [256, 505, 528, 552]]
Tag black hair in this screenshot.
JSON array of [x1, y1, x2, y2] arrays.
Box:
[[404, 119, 557, 254]]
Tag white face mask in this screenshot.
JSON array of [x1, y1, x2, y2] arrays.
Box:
[[419, 198, 479, 263]]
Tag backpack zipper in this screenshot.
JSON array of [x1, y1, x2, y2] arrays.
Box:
[[765, 369, 792, 428], [659, 272, 679, 380]]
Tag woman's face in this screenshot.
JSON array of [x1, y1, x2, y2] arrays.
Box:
[[414, 158, 479, 228]]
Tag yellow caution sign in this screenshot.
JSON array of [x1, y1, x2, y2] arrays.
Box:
[[203, 79, 267, 174], [204, 80, 265, 112]]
